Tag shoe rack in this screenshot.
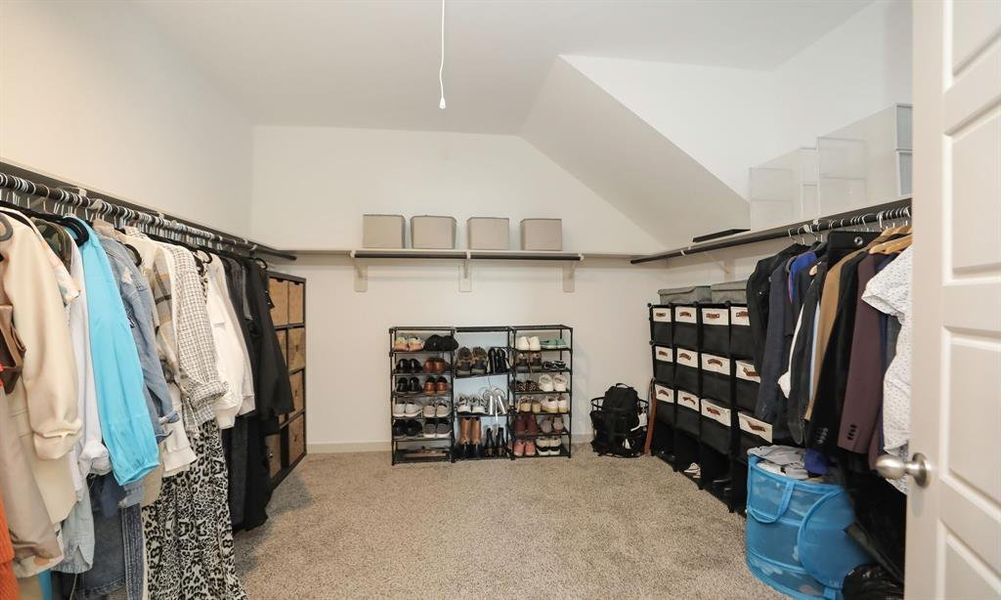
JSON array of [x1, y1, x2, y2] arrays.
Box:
[[508, 325, 573, 459], [452, 326, 513, 461], [389, 326, 456, 465]]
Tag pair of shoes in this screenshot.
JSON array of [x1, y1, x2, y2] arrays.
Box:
[[455, 347, 473, 376], [457, 417, 483, 458], [422, 399, 451, 418], [537, 374, 568, 392], [515, 336, 542, 351], [538, 415, 565, 433], [470, 347, 488, 374], [456, 394, 488, 415], [423, 357, 448, 373], [513, 413, 540, 437], [393, 419, 422, 438], [487, 348, 508, 374], [536, 437, 563, 456], [514, 379, 540, 393], [395, 358, 422, 373], [420, 418, 451, 438], [513, 438, 537, 457], [395, 336, 423, 351], [422, 377, 449, 395], [392, 397, 423, 418], [542, 360, 567, 371], [424, 335, 459, 352], [395, 376, 415, 395], [539, 338, 568, 350], [480, 426, 508, 458]]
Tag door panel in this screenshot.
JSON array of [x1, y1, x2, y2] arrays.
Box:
[[911, 0, 1001, 596]]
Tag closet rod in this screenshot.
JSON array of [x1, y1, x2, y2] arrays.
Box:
[[630, 197, 912, 265], [0, 162, 296, 261]]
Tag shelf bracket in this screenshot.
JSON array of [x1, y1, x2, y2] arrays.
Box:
[[353, 260, 368, 292], [562, 262, 576, 293], [458, 258, 472, 293]]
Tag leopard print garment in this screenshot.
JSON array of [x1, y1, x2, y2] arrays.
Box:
[[143, 420, 247, 599]]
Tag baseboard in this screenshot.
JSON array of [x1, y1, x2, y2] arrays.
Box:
[[307, 441, 389, 454]]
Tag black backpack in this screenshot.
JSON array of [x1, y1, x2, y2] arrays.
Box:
[[590, 384, 645, 457]]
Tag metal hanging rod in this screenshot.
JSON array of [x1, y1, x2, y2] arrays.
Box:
[[630, 197, 912, 265], [0, 163, 295, 261]]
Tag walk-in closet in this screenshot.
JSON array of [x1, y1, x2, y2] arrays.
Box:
[[0, 1, 997, 598]]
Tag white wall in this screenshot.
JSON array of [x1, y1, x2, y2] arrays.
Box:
[[0, 1, 254, 236], [565, 0, 912, 200], [250, 126, 662, 253]]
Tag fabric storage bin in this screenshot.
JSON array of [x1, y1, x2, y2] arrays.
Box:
[[674, 347, 699, 394], [411, 215, 457, 249], [654, 384, 675, 426], [730, 305, 753, 358], [700, 398, 732, 455], [467, 217, 510, 250], [737, 412, 772, 457], [735, 360, 761, 412], [700, 306, 730, 355], [362, 214, 406, 248], [745, 456, 870, 600], [673, 305, 698, 348], [710, 280, 748, 303], [700, 353, 731, 404], [520, 218, 563, 251], [658, 285, 711, 304], [652, 345, 674, 384], [675, 390, 700, 437], [649, 305, 672, 345]]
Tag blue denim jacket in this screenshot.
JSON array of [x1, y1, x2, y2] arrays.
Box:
[[73, 218, 159, 485], [100, 235, 178, 440]]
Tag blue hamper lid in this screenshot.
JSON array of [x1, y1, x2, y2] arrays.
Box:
[[797, 491, 872, 590]]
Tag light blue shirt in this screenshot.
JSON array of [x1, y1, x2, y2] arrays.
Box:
[[73, 218, 159, 485]]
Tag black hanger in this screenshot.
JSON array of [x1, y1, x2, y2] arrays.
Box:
[[55, 215, 90, 246], [124, 243, 142, 266]]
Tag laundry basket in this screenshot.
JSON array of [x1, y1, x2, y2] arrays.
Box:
[[745, 455, 870, 599]]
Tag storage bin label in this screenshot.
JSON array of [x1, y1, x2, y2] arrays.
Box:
[[654, 385, 674, 404], [735, 360, 761, 382], [675, 349, 699, 368], [700, 353, 731, 375], [674, 306, 697, 324], [701, 399, 731, 426], [677, 391, 699, 411], [730, 306, 751, 326], [652, 308, 672, 323], [738, 412, 772, 442], [654, 346, 674, 363], [701, 308, 730, 326]]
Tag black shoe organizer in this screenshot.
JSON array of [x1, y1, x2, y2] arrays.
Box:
[[647, 299, 765, 513], [508, 325, 573, 460], [389, 326, 456, 465], [452, 326, 515, 462]]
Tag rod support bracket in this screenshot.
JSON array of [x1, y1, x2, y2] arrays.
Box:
[[351, 253, 368, 292], [562, 262, 576, 293], [458, 258, 472, 293]]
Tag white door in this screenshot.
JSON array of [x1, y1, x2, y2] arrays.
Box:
[[908, 0, 1001, 597]]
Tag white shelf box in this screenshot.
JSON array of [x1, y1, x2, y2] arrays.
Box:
[[817, 104, 913, 215]]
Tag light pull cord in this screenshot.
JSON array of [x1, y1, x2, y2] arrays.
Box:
[[439, 0, 446, 110]]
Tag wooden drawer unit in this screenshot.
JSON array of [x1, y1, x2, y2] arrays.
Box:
[[291, 371, 304, 413], [288, 414, 306, 466], [289, 282, 305, 324], [265, 434, 282, 479], [288, 327, 306, 372], [269, 278, 289, 326]]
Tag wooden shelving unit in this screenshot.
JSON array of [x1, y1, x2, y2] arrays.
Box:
[[267, 271, 307, 487]]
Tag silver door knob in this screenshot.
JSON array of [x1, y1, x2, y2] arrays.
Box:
[[875, 453, 930, 487]]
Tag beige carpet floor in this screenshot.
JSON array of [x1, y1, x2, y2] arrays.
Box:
[[234, 448, 782, 599]]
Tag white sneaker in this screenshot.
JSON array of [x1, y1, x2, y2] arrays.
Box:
[[538, 374, 555, 392], [557, 394, 569, 413], [422, 401, 436, 418], [536, 437, 551, 455], [516, 336, 530, 351], [403, 399, 421, 418], [541, 397, 559, 413], [435, 400, 450, 418], [528, 336, 541, 351], [457, 395, 472, 413], [553, 374, 568, 392], [472, 398, 487, 415], [392, 399, 407, 418]]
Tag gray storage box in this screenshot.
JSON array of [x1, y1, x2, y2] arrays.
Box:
[[520, 218, 563, 251], [658, 285, 711, 304], [710, 280, 748, 303], [362, 214, 405, 249], [467, 217, 510, 250], [411, 215, 457, 249]]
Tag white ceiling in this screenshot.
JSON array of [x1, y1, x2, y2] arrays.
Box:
[[136, 0, 870, 133]]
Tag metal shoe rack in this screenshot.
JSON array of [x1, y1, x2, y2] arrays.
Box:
[[452, 326, 513, 461], [389, 326, 456, 465], [508, 325, 573, 459]]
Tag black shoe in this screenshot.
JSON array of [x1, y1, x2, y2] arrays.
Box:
[[393, 420, 406, 437], [408, 377, 421, 394], [405, 420, 421, 437], [396, 359, 409, 373], [396, 377, 409, 394], [441, 335, 458, 351], [496, 427, 506, 457], [484, 428, 495, 457], [425, 335, 441, 351], [408, 358, 422, 372], [487, 348, 496, 374], [495, 349, 508, 373]]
